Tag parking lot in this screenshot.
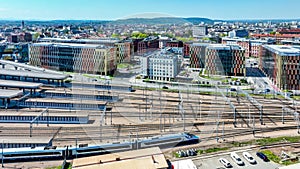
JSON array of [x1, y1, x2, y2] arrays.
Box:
[[193, 150, 280, 169]]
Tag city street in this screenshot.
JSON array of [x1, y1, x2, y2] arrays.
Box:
[[246, 67, 279, 94]]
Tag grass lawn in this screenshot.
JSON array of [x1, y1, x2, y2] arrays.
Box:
[[292, 95, 300, 100], [256, 136, 300, 146], [118, 63, 132, 69], [259, 150, 299, 166]]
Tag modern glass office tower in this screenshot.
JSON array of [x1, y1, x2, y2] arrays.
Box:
[[205, 44, 246, 77], [29, 42, 116, 75], [261, 45, 300, 90]]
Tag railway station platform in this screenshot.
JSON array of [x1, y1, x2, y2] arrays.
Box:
[[0, 69, 68, 86], [69, 82, 133, 92], [0, 80, 42, 108], [0, 111, 89, 124], [0, 79, 42, 94], [0, 136, 53, 148], [0, 59, 63, 75], [42, 90, 119, 102], [0, 89, 23, 108], [18, 98, 107, 111]]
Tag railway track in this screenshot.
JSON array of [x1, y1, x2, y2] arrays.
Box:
[[1, 86, 300, 150]]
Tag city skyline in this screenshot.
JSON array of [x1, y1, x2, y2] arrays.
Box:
[[0, 0, 300, 20]]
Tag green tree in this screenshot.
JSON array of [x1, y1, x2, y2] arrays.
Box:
[[111, 33, 120, 38], [63, 29, 69, 34], [219, 33, 227, 37], [176, 36, 193, 42], [33, 33, 40, 40], [149, 33, 160, 36], [97, 29, 103, 34], [187, 30, 193, 38], [162, 33, 174, 38], [202, 37, 210, 41], [131, 32, 148, 39]]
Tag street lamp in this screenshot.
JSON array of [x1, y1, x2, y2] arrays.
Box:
[[296, 112, 300, 134], [252, 115, 255, 137], [248, 104, 251, 126], [264, 84, 266, 99], [1, 140, 5, 168], [199, 100, 202, 120], [75, 138, 78, 159], [284, 84, 287, 99], [282, 106, 285, 124]]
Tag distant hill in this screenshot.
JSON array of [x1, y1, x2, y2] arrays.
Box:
[[0, 20, 110, 26], [112, 17, 220, 25], [227, 19, 300, 23], [1, 18, 300, 26], [184, 17, 223, 24]]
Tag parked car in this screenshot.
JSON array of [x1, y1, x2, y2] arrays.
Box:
[[230, 152, 244, 166], [166, 159, 173, 169], [187, 149, 197, 156], [177, 150, 186, 158], [230, 87, 237, 91], [180, 150, 187, 157], [242, 152, 256, 164], [219, 158, 232, 168], [256, 152, 269, 162], [162, 86, 169, 89]]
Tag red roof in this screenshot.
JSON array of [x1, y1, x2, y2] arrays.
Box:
[[278, 28, 300, 33], [251, 34, 300, 38]]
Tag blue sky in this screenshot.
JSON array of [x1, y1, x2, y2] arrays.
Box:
[[0, 0, 299, 20]]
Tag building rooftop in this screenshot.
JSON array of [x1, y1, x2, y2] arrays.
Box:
[[281, 39, 300, 43], [31, 42, 111, 49], [0, 69, 68, 80], [145, 50, 179, 59], [222, 37, 249, 42], [0, 80, 43, 89], [0, 111, 88, 117], [190, 43, 210, 47], [207, 44, 243, 50], [252, 34, 300, 38], [72, 147, 168, 169], [171, 159, 197, 169], [26, 98, 107, 105], [143, 36, 159, 42], [158, 36, 171, 40], [250, 39, 269, 44], [222, 37, 272, 44], [38, 38, 120, 44], [263, 45, 300, 56], [0, 89, 23, 99], [0, 59, 65, 75]]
